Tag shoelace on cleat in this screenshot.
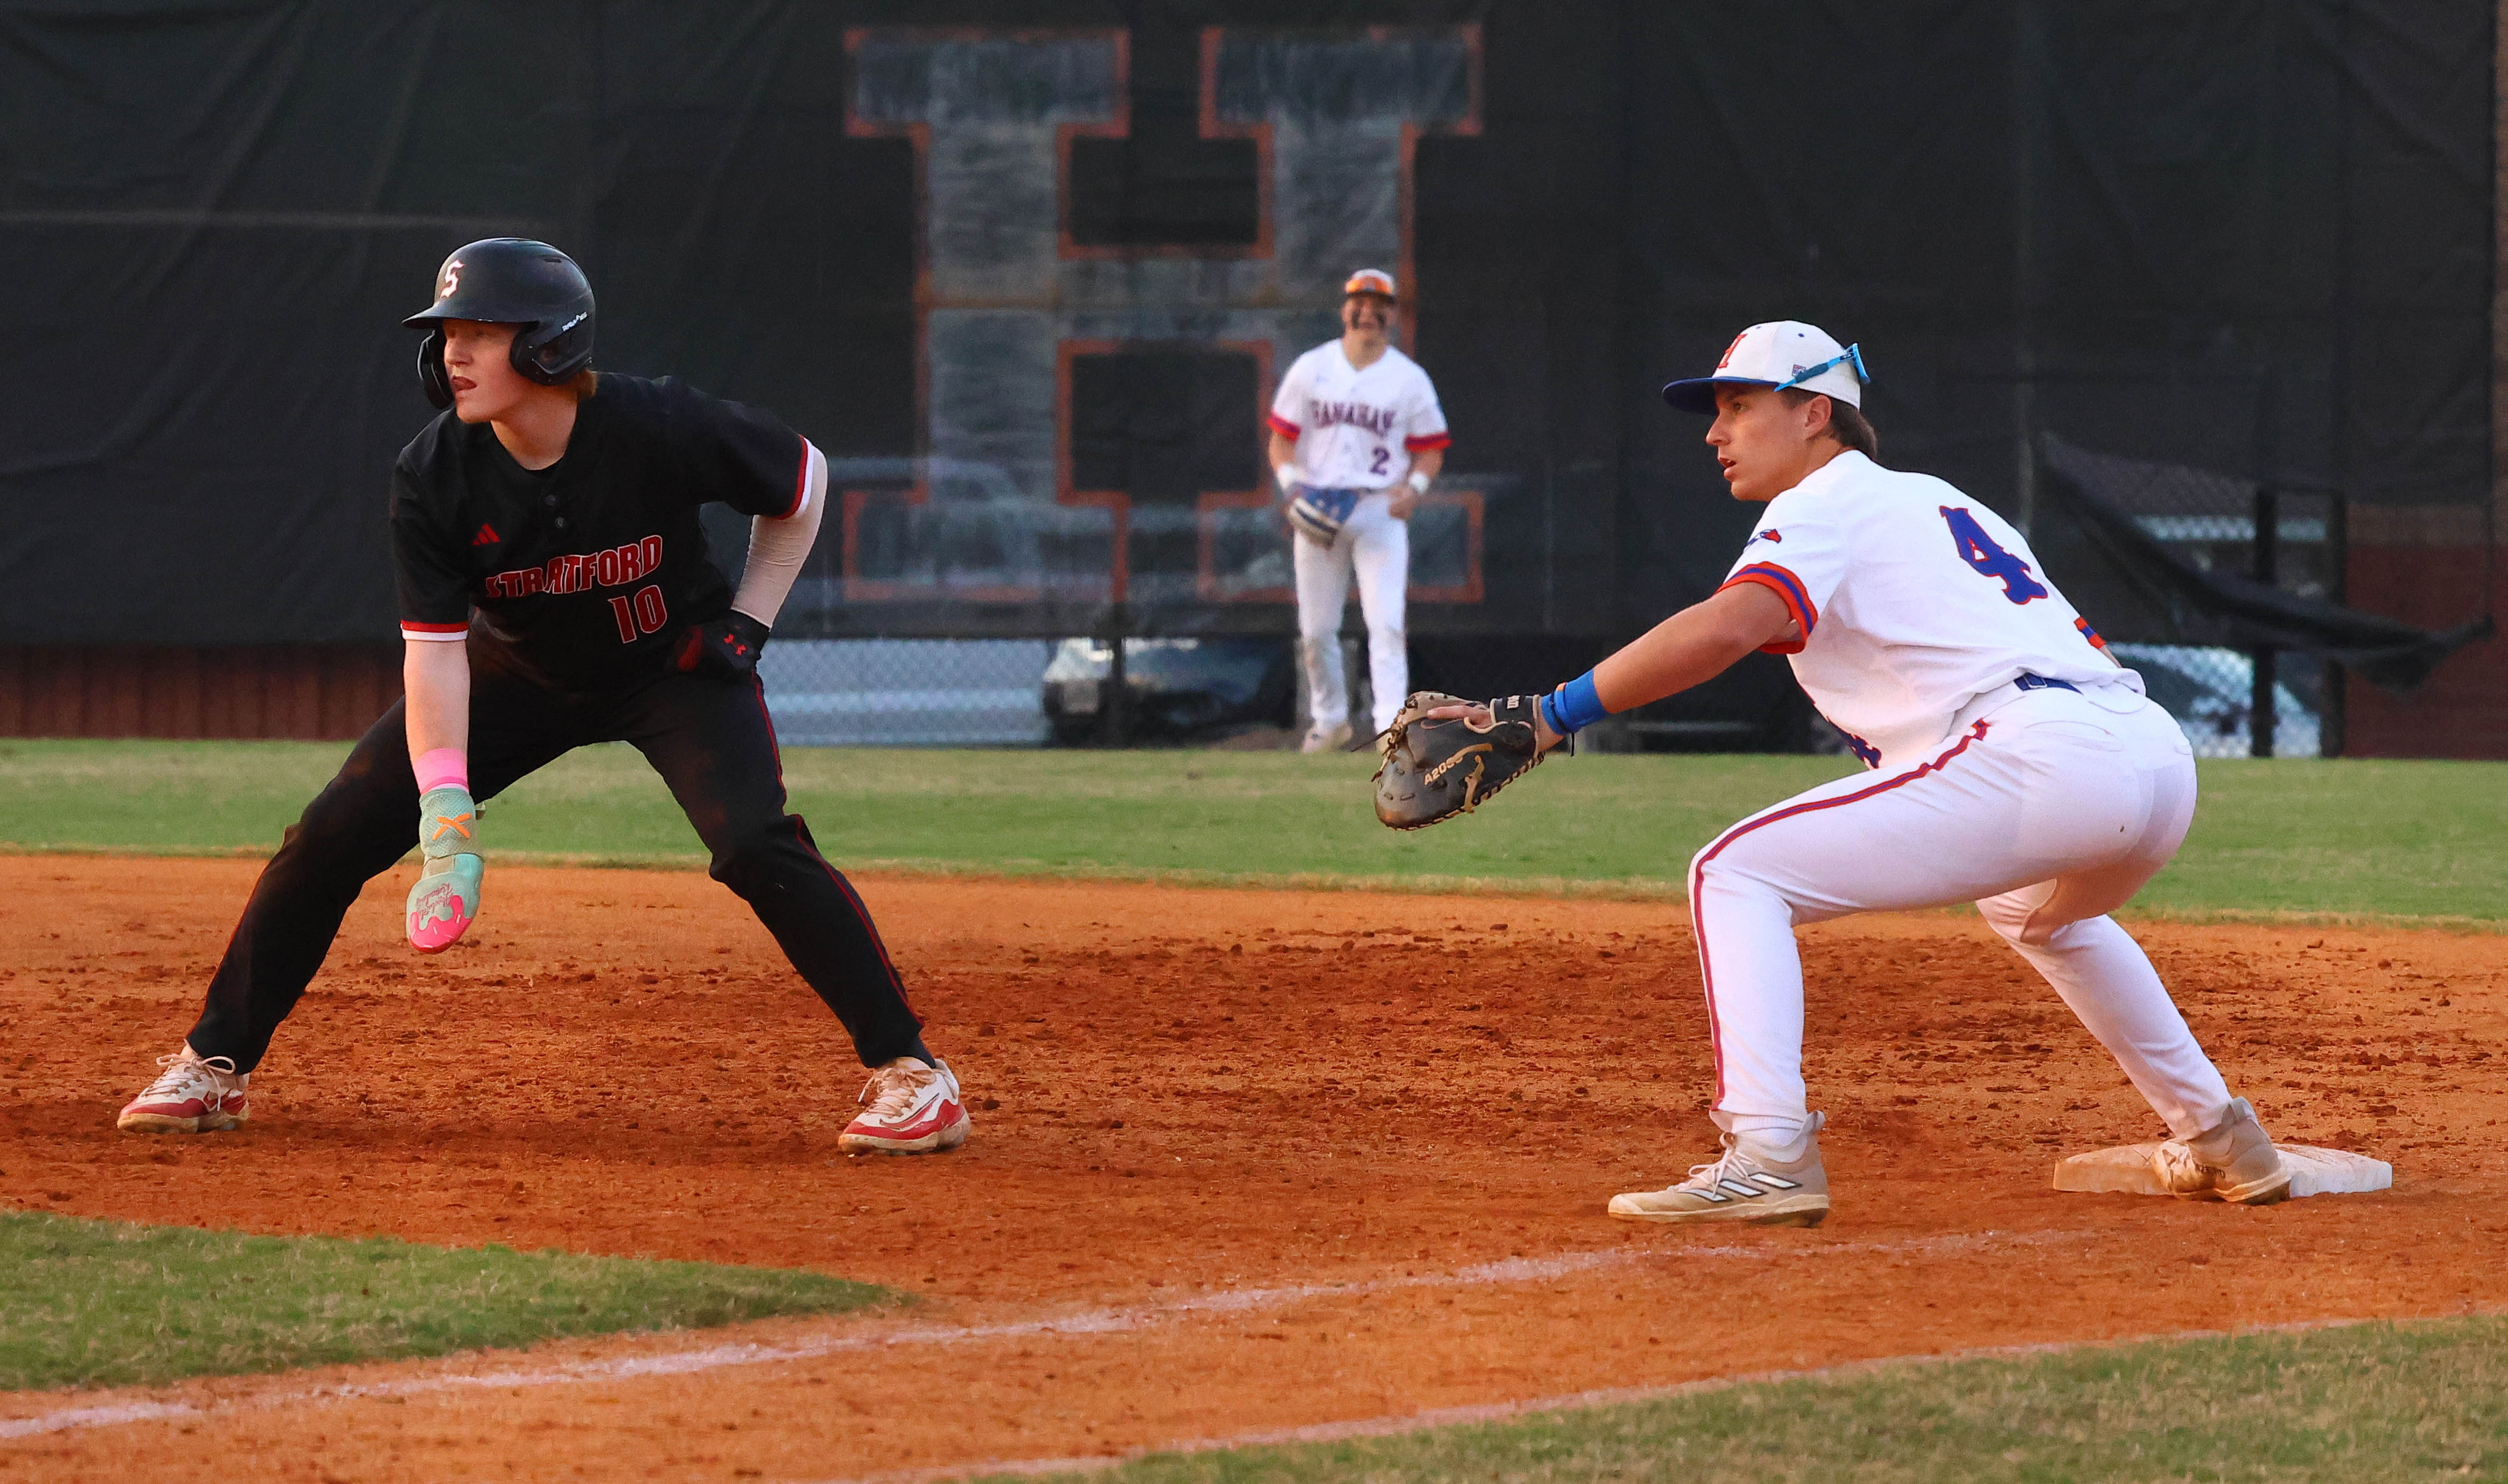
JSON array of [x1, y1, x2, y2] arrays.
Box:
[[139, 1052, 240, 1102], [1676, 1145, 1775, 1198], [854, 1065, 935, 1123]]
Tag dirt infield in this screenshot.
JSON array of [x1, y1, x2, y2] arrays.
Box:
[[3, 855, 2503, 1482]]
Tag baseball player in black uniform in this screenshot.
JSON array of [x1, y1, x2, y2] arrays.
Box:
[[117, 239, 969, 1155]]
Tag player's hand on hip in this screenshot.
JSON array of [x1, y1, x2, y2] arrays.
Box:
[[406, 783, 483, 954], [673, 611, 770, 682], [1386, 489, 1420, 520]]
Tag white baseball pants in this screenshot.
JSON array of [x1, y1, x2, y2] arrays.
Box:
[[1294, 490, 1408, 737], [1687, 682, 2234, 1146]]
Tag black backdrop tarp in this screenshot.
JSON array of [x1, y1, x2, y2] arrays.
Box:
[[1, 0, 2491, 692], [2034, 434, 2495, 691]]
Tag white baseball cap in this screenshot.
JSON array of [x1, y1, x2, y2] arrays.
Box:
[[1343, 268, 1397, 300], [1662, 321, 1867, 413]]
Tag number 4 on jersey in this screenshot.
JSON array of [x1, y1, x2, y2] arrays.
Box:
[[1939, 506, 2048, 604]]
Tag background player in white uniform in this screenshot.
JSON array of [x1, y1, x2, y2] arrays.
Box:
[[1483, 321, 2290, 1223], [1268, 270, 1451, 751]]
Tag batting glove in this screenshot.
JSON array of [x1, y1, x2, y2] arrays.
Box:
[[674, 611, 770, 682], [406, 783, 482, 954]]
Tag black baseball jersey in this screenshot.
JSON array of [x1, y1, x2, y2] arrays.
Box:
[[392, 375, 806, 689]]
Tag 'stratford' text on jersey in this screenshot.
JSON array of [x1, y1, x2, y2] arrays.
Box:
[[1717, 450, 2126, 770], [393, 375, 808, 688], [1268, 341, 1450, 490]]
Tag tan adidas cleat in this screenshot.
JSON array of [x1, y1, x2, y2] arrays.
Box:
[[1608, 1121, 1830, 1227], [117, 1046, 250, 1133], [2153, 1096, 2291, 1205]]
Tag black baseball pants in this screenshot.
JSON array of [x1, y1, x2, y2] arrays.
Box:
[[184, 650, 928, 1074]]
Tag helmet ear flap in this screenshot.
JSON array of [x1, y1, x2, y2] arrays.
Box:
[[511, 308, 593, 387], [418, 329, 452, 409]]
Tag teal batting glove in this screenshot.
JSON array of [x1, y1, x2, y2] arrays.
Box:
[[405, 784, 483, 954]]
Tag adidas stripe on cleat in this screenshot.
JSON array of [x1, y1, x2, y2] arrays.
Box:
[[1608, 1122, 1830, 1226]]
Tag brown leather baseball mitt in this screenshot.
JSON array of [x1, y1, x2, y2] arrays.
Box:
[[1372, 691, 1566, 830]]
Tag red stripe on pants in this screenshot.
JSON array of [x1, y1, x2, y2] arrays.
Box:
[[1688, 720, 1992, 1103]]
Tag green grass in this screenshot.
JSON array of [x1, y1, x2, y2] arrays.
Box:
[[1013, 1318, 2508, 1484], [3, 740, 2504, 923], [0, 1210, 895, 1391]]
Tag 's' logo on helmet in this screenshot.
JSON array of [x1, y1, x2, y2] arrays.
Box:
[[439, 260, 463, 299]]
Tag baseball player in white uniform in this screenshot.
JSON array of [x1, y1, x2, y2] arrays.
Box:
[[1482, 321, 2291, 1223], [1268, 269, 1451, 751]]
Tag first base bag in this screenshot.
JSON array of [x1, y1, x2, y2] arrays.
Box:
[[1286, 485, 1362, 544]]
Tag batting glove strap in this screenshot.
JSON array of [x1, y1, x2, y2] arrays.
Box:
[[674, 612, 771, 681], [416, 784, 479, 862]]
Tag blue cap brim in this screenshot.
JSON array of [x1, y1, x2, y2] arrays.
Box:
[[1661, 376, 1774, 414]]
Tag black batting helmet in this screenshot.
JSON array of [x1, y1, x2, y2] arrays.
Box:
[[403, 238, 595, 409]]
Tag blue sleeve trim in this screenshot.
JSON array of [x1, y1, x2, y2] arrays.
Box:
[[1543, 671, 1609, 735]]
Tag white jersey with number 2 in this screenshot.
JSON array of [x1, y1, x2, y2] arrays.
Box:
[[1716, 449, 2125, 770], [1269, 341, 1450, 491]]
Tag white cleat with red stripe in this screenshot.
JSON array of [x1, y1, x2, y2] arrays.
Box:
[[117, 1046, 251, 1133], [839, 1057, 970, 1155]]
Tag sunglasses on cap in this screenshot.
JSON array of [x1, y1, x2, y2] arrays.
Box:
[[1774, 343, 1867, 392]]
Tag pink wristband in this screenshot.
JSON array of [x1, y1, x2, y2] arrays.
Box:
[[413, 748, 469, 795]]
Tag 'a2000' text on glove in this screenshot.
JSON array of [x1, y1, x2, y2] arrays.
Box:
[[406, 784, 483, 953]]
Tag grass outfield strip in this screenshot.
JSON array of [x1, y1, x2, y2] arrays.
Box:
[[1000, 1318, 2508, 1484], [4, 740, 2505, 924], [0, 1210, 895, 1391]]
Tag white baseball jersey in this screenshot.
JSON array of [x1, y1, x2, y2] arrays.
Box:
[[1718, 450, 2122, 770], [1269, 341, 1449, 490], [1688, 448, 2231, 1158]]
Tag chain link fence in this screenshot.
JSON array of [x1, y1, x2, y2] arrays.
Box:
[[757, 640, 1053, 747], [2110, 644, 2321, 759], [2039, 437, 2344, 759], [757, 636, 1300, 747], [753, 446, 2357, 756]]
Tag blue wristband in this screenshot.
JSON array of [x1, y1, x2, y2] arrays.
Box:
[[1542, 671, 1609, 736]]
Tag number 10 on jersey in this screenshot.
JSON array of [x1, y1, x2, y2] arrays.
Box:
[[608, 584, 670, 643]]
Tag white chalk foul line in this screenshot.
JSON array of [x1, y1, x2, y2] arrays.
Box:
[[0, 1227, 2090, 1443], [810, 1313, 2429, 1484]]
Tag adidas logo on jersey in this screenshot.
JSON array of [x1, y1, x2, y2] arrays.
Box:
[[471, 524, 500, 547]]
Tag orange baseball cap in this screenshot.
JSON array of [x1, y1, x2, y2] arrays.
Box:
[[1343, 268, 1397, 300]]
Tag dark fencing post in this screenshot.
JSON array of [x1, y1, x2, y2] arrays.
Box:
[[2322, 494, 2347, 757], [2249, 488, 2278, 758], [1096, 602, 1132, 748]]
